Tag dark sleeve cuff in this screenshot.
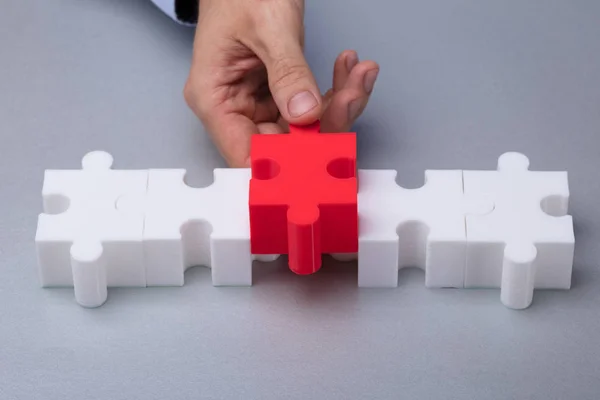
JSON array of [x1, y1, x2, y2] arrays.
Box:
[[150, 0, 199, 25]]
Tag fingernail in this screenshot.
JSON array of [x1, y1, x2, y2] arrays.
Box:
[[288, 91, 318, 117], [348, 98, 362, 120], [363, 69, 379, 94], [345, 52, 359, 72]]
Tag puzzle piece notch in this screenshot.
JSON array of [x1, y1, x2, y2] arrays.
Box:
[[355, 168, 494, 288], [35, 151, 148, 295], [464, 152, 574, 309], [249, 121, 358, 275], [142, 168, 279, 287]]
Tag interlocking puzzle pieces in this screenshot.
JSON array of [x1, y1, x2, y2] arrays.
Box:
[[35, 151, 279, 307], [35, 151, 147, 308], [35, 150, 575, 310], [340, 152, 574, 309], [347, 169, 492, 288], [464, 152, 574, 309], [249, 121, 358, 275], [142, 168, 278, 287], [360, 170, 467, 287]]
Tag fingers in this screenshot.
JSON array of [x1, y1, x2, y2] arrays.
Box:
[[253, 95, 280, 123], [244, 4, 322, 125], [257, 122, 285, 134], [260, 42, 322, 124], [321, 55, 379, 133], [333, 50, 359, 92], [211, 115, 283, 167], [206, 112, 257, 168]]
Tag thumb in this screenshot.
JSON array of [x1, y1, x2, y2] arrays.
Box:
[[255, 38, 322, 124]]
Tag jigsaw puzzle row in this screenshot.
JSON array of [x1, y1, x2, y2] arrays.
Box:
[[34, 123, 575, 310]]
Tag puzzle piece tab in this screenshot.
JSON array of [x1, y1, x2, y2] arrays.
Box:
[[249, 121, 358, 275]]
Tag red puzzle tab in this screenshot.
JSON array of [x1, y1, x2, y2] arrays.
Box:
[[249, 121, 358, 275]]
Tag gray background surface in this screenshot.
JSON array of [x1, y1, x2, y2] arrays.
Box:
[[1, 0, 599, 399]]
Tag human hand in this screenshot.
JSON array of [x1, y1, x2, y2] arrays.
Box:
[[184, 0, 379, 167]]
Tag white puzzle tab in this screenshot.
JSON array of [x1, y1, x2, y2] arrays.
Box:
[[71, 240, 108, 308], [356, 169, 492, 288], [141, 168, 276, 287], [464, 152, 575, 308], [35, 151, 148, 288]]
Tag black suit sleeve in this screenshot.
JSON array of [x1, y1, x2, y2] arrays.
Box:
[[174, 0, 199, 24]]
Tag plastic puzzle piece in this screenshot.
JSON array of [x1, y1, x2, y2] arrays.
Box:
[[35, 151, 148, 306], [464, 152, 574, 309], [142, 168, 279, 286], [249, 121, 358, 275], [71, 240, 108, 308], [353, 169, 493, 288]]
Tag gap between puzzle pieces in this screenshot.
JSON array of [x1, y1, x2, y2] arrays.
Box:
[[34, 147, 574, 310]]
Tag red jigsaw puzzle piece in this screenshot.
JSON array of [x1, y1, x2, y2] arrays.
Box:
[[249, 121, 358, 275]]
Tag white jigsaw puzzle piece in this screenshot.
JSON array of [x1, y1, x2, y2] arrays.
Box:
[[355, 169, 493, 288], [35, 151, 148, 291], [141, 168, 278, 287], [464, 152, 574, 309]]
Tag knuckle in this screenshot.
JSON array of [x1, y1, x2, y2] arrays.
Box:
[[183, 79, 196, 108], [183, 78, 211, 119], [270, 58, 310, 90]]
